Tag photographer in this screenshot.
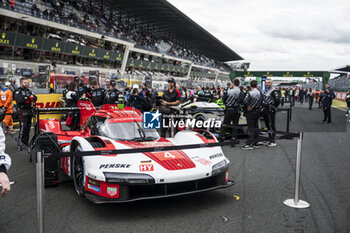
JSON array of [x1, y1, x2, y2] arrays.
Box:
[[126, 84, 149, 112], [0, 125, 11, 196]]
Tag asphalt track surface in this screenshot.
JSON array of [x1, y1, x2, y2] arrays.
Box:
[[1, 104, 349, 233]]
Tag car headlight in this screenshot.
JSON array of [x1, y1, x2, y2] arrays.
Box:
[[212, 160, 228, 176], [104, 172, 155, 184]]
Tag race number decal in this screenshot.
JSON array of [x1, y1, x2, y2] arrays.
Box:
[[164, 152, 175, 159], [144, 150, 196, 170]]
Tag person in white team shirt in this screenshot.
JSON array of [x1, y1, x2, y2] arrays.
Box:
[[0, 124, 11, 196]]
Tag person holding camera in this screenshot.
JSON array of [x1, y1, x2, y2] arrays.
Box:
[[160, 78, 180, 138], [13, 77, 37, 151], [126, 84, 150, 112]]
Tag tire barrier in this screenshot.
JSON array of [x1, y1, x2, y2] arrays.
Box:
[[2, 104, 307, 233]]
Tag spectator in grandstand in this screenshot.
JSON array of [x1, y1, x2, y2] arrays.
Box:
[[242, 80, 263, 150], [345, 88, 350, 117], [160, 77, 180, 138], [10, 0, 14, 11], [262, 78, 280, 147], [307, 88, 315, 110], [0, 124, 11, 196], [90, 80, 106, 107], [321, 86, 335, 124], [0, 82, 14, 133]]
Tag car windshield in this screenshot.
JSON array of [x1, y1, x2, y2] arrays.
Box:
[[97, 121, 160, 141]]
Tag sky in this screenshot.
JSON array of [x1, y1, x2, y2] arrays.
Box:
[[167, 0, 350, 71]]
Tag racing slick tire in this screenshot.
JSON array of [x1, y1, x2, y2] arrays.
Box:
[[72, 145, 86, 197], [31, 132, 59, 188]]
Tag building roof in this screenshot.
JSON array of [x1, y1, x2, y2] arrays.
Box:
[[335, 65, 350, 73], [108, 0, 243, 62]]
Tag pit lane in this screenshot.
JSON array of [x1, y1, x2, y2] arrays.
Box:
[[1, 105, 349, 233]]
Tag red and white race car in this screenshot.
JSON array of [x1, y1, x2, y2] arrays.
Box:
[[35, 102, 234, 203]]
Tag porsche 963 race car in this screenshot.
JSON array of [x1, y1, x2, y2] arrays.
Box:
[[33, 101, 234, 203]]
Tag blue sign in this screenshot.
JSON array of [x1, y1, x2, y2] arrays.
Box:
[[88, 184, 100, 193], [143, 111, 161, 129]]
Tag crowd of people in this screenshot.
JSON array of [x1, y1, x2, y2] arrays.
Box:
[[0, 75, 349, 196], [1, 0, 231, 72]]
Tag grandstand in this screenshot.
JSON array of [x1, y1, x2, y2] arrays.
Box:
[[328, 65, 350, 92], [0, 0, 243, 88], [329, 74, 350, 92]]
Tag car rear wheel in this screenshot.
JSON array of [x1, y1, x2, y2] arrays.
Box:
[[72, 145, 85, 196]]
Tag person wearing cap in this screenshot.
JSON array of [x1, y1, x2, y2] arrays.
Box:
[[90, 80, 106, 107], [75, 77, 91, 101], [0, 82, 14, 133], [160, 78, 181, 138], [105, 80, 123, 106]]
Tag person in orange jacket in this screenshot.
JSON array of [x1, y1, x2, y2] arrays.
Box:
[[0, 82, 14, 133]]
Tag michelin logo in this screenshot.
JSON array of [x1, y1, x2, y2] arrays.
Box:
[[143, 110, 161, 129]]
